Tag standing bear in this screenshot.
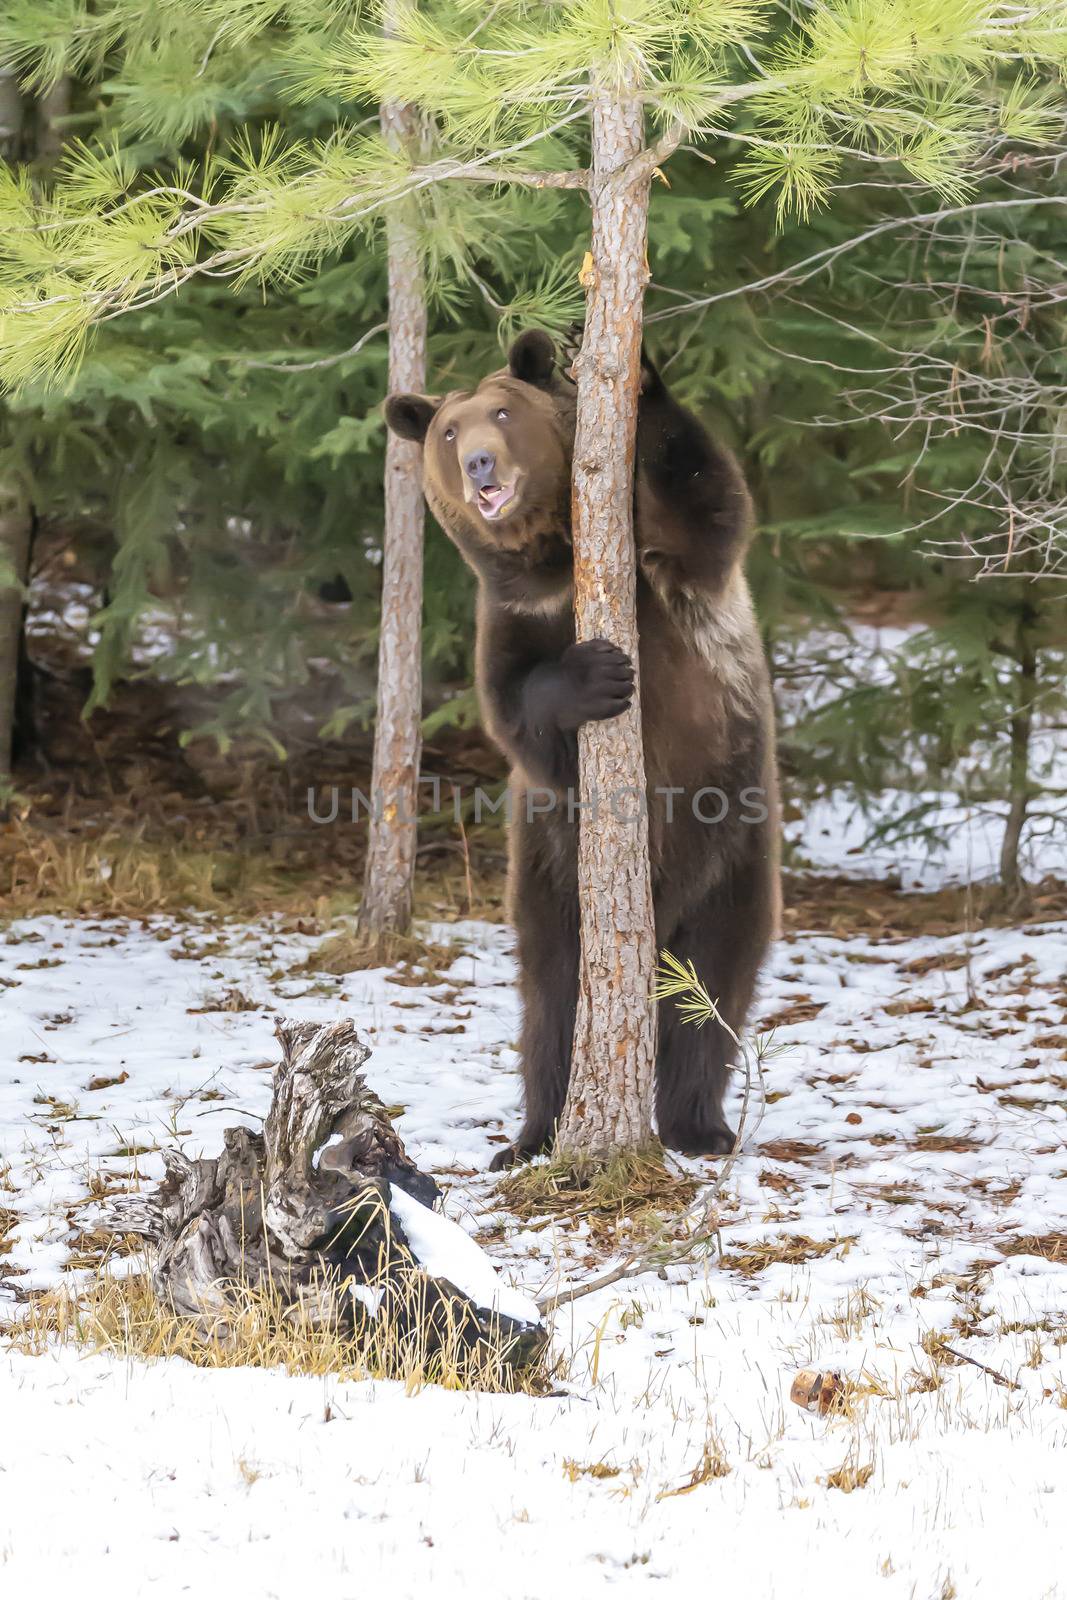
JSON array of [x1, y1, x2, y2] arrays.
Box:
[[386, 330, 779, 1168]]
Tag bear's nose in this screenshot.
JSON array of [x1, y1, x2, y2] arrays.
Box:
[[464, 449, 497, 486]]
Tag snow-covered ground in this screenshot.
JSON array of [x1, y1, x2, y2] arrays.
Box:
[[3, 910, 1066, 1597], [775, 623, 1067, 889], [788, 787, 1067, 888]]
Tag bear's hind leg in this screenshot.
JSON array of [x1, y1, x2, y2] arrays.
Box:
[[489, 843, 579, 1172], [655, 856, 775, 1157]]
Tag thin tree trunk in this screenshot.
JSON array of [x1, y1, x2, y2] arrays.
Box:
[[0, 493, 31, 790], [0, 71, 29, 793], [358, 43, 427, 940], [999, 613, 1037, 895], [557, 78, 658, 1157], [36, 76, 70, 166], [0, 78, 70, 791], [0, 70, 22, 157]]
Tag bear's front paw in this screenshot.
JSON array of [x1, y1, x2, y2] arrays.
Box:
[[559, 639, 635, 730]]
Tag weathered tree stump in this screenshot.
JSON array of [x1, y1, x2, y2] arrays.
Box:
[[105, 1020, 544, 1374]]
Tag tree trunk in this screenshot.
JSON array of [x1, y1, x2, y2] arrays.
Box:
[[358, 40, 427, 941], [0, 70, 23, 158], [35, 76, 70, 167], [999, 612, 1038, 896], [0, 72, 29, 793], [0, 493, 31, 790], [556, 78, 658, 1157]]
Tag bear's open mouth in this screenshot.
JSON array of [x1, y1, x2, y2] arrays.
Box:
[[477, 481, 517, 520]]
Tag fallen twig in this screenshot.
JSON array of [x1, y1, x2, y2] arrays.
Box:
[[936, 1341, 1022, 1391]]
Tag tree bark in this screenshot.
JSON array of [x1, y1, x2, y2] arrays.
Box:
[[556, 78, 658, 1156], [358, 18, 427, 941], [35, 76, 70, 167], [0, 494, 31, 791], [0, 72, 30, 793], [999, 611, 1037, 896], [0, 70, 23, 158]]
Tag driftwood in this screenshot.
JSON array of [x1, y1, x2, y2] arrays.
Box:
[[105, 1020, 543, 1372]]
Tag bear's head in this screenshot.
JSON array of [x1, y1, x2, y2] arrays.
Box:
[[384, 331, 575, 576]]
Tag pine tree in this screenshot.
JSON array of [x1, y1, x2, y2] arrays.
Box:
[[0, 67, 29, 791], [358, 2, 429, 945], [1, 67, 71, 791], [738, 141, 1067, 898]]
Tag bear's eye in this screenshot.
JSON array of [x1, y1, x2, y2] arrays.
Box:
[[496, 408, 509, 421], [443, 425, 456, 442]]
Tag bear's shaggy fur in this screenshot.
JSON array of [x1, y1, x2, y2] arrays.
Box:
[[386, 330, 779, 1167]]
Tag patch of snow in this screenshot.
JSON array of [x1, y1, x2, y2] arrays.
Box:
[[786, 788, 1067, 889], [2, 911, 1067, 1596], [389, 1185, 540, 1327], [775, 622, 1067, 889], [348, 1282, 382, 1318]]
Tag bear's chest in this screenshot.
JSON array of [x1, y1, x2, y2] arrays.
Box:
[[635, 580, 763, 765]]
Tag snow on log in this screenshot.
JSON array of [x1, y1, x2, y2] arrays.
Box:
[[101, 1019, 544, 1370]]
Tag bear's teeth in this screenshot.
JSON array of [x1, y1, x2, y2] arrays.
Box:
[[479, 483, 515, 517]]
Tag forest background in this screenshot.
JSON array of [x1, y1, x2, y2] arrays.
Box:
[[2, 0, 1065, 929]]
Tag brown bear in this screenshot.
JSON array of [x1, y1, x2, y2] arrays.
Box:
[[385, 330, 779, 1168]]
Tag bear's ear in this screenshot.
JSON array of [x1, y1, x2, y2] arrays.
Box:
[[507, 329, 557, 389], [384, 393, 441, 444]]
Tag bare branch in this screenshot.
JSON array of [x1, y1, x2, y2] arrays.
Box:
[[237, 319, 389, 373]]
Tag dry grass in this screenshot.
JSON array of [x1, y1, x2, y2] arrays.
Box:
[[0, 819, 313, 919], [2, 1258, 550, 1396], [782, 872, 1067, 938], [0, 1205, 17, 1259], [62, 1229, 143, 1273], [656, 1436, 731, 1499], [499, 1145, 698, 1237], [718, 1233, 857, 1277], [0, 807, 505, 926], [8, 804, 1067, 943], [823, 1458, 874, 1493], [998, 1232, 1067, 1263], [822, 1286, 882, 1341], [562, 1458, 622, 1482], [300, 928, 459, 977]]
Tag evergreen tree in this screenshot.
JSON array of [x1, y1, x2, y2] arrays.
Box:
[[358, 3, 429, 945], [720, 141, 1067, 896], [0, 4, 570, 770], [0, 66, 30, 792]]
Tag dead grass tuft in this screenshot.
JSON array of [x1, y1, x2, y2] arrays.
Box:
[[907, 1367, 944, 1394], [998, 1232, 1067, 1263], [62, 1229, 142, 1272], [912, 1133, 986, 1154], [499, 1145, 697, 1234], [0, 1206, 17, 1258], [823, 1459, 874, 1494], [301, 928, 458, 978], [189, 986, 260, 1014], [656, 1437, 731, 1500], [719, 1233, 857, 1277], [563, 1458, 621, 1482]]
